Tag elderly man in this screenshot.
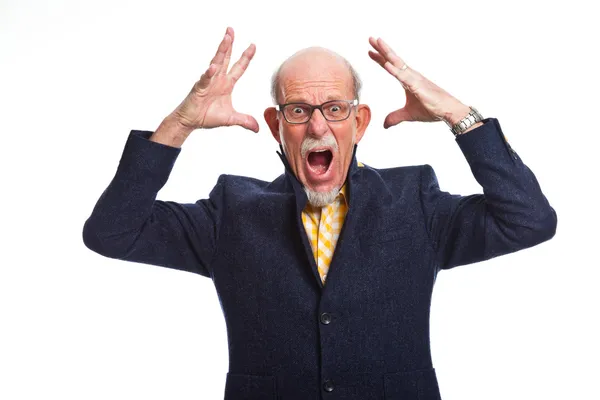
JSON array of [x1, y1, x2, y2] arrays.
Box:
[[83, 27, 556, 400]]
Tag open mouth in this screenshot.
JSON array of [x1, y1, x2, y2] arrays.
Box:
[[307, 149, 333, 175]]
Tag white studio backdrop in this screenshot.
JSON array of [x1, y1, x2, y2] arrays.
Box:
[[1, 0, 598, 399]]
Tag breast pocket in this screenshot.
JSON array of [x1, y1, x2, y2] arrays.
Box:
[[224, 373, 277, 400]]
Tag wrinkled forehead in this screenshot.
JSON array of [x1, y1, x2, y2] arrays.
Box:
[[278, 52, 354, 103]]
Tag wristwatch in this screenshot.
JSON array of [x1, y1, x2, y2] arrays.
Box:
[[445, 106, 483, 136]]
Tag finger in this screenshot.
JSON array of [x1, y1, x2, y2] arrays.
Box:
[[368, 36, 389, 60], [369, 37, 414, 87], [369, 37, 409, 71], [209, 31, 232, 73], [226, 26, 235, 42], [371, 40, 420, 92], [384, 108, 412, 129], [377, 38, 406, 66], [384, 60, 421, 92], [368, 50, 386, 68], [229, 112, 259, 133], [383, 60, 399, 75], [196, 63, 218, 91], [222, 27, 235, 72], [228, 43, 256, 83], [368, 36, 383, 53]]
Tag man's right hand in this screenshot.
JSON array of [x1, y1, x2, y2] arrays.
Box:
[[151, 27, 258, 147], [172, 27, 259, 133]]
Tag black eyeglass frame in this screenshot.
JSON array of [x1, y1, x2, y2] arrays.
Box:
[[276, 99, 359, 124]]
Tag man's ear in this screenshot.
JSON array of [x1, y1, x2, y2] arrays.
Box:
[[264, 107, 281, 144], [354, 104, 371, 144]]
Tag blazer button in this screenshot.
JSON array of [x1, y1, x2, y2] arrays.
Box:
[[320, 312, 332, 325], [323, 379, 334, 392]]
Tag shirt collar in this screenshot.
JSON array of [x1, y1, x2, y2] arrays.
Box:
[[276, 144, 360, 213], [338, 183, 348, 207]]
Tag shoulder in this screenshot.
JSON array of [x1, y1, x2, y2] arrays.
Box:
[[213, 173, 288, 197], [357, 162, 433, 185]]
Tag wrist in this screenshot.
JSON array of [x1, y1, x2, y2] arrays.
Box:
[[458, 121, 484, 135], [150, 115, 194, 148], [444, 103, 471, 126], [443, 104, 484, 136]]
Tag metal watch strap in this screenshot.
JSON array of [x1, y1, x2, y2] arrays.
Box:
[[445, 106, 483, 136]]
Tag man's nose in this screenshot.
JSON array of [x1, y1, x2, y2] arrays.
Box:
[[307, 108, 328, 137]]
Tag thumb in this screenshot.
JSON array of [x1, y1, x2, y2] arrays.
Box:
[[229, 112, 259, 133], [384, 108, 412, 129]]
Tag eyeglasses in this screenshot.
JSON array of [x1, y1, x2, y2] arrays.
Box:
[[276, 99, 358, 124]]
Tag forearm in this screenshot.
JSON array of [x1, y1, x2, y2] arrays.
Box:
[[82, 130, 181, 256], [455, 118, 556, 255], [423, 117, 557, 269], [82, 128, 221, 276]]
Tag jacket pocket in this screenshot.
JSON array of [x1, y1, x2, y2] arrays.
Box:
[[224, 373, 277, 400], [383, 367, 441, 400]]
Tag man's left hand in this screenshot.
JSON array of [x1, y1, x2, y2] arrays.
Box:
[[368, 37, 476, 129]]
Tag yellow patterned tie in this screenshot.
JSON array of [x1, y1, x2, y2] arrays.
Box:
[[301, 185, 348, 284]]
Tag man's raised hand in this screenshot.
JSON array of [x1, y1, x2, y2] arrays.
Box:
[[368, 36, 470, 129], [172, 27, 259, 133]]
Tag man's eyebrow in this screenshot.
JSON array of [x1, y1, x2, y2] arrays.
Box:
[[325, 94, 345, 102], [285, 94, 346, 104]]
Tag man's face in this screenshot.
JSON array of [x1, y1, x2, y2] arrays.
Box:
[[265, 50, 371, 199]]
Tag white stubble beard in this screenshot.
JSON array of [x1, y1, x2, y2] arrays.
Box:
[[303, 185, 341, 208]]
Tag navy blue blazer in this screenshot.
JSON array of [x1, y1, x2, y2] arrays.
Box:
[[83, 117, 556, 400]]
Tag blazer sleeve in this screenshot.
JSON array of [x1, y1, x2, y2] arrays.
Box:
[[419, 117, 557, 270], [82, 130, 223, 278]]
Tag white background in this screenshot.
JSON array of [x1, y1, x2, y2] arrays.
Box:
[[1, 0, 598, 399]]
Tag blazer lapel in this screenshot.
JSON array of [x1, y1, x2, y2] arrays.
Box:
[[276, 147, 324, 289], [276, 144, 362, 292], [321, 152, 362, 294]]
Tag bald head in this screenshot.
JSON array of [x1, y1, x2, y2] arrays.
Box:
[[263, 47, 372, 206], [270, 47, 362, 104]]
